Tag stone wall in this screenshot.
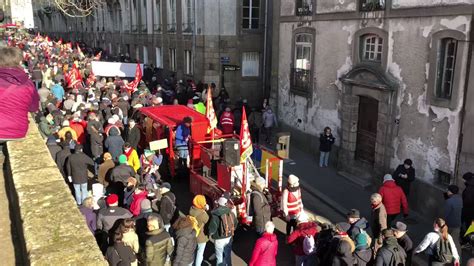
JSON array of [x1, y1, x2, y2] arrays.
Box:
[[6, 115, 106, 265]]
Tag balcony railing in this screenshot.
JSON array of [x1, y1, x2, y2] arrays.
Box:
[[141, 23, 147, 32], [153, 23, 162, 32], [290, 68, 312, 95], [182, 23, 193, 33], [296, 4, 312, 16], [167, 23, 176, 33], [360, 0, 385, 12]]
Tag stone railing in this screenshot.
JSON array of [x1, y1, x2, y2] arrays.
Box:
[[5, 115, 106, 265]]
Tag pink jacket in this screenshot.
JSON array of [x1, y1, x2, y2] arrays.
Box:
[[249, 233, 278, 266], [0, 67, 39, 139]]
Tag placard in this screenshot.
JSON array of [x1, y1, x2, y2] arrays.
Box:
[[149, 139, 168, 151]]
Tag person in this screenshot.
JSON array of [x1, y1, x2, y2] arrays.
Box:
[[249, 221, 278, 266], [105, 126, 124, 162], [392, 159, 416, 197], [79, 197, 96, 234], [326, 222, 355, 266], [87, 112, 103, 175], [124, 142, 140, 173], [98, 152, 115, 187], [158, 182, 176, 232], [250, 177, 272, 235], [462, 172, 474, 234], [40, 116, 54, 138], [69, 112, 87, 145], [415, 218, 460, 265], [118, 219, 140, 266], [46, 135, 61, 161], [0, 47, 39, 140], [105, 231, 137, 266], [262, 106, 277, 144], [346, 208, 369, 242], [444, 185, 462, 253], [110, 154, 136, 202], [124, 177, 138, 208], [51, 80, 65, 105], [66, 144, 94, 205], [208, 196, 238, 266], [55, 143, 72, 177], [282, 174, 304, 235], [129, 184, 148, 217], [220, 107, 235, 135], [287, 212, 318, 266], [375, 229, 407, 266], [392, 221, 413, 266], [134, 199, 159, 247], [189, 195, 209, 266], [172, 216, 198, 266], [96, 194, 133, 233], [175, 116, 192, 168], [378, 174, 409, 226], [353, 233, 372, 266], [370, 193, 387, 249], [248, 107, 263, 144], [145, 215, 174, 266], [319, 127, 336, 167], [58, 120, 78, 141], [126, 119, 140, 150]]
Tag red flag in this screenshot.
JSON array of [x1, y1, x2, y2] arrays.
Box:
[[93, 51, 102, 61], [125, 63, 142, 94], [239, 107, 253, 163], [206, 86, 217, 133], [67, 64, 82, 89]]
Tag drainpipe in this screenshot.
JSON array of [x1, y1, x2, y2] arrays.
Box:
[[192, 0, 196, 78], [262, 0, 269, 98]]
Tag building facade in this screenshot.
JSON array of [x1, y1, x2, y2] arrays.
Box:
[[271, 0, 474, 216], [33, 0, 273, 107]]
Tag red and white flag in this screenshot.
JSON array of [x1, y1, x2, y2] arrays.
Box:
[[66, 64, 82, 89], [125, 63, 142, 94], [93, 51, 102, 61], [239, 107, 253, 163], [206, 86, 217, 133]]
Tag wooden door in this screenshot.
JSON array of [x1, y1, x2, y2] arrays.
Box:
[[356, 96, 378, 164]]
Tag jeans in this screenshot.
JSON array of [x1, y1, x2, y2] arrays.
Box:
[[73, 183, 88, 205], [295, 254, 313, 266], [319, 151, 330, 167], [286, 218, 297, 235], [195, 242, 206, 266], [215, 237, 232, 266]]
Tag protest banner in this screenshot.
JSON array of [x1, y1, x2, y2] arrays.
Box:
[[91, 61, 144, 77]]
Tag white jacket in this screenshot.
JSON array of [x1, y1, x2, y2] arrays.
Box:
[[414, 231, 459, 260]]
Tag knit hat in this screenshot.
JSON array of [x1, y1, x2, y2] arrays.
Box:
[[383, 174, 394, 183], [103, 152, 112, 160], [140, 199, 152, 211], [288, 174, 299, 186], [119, 154, 127, 164], [144, 149, 155, 158], [192, 195, 207, 209], [106, 194, 119, 205], [355, 233, 369, 250], [217, 197, 228, 207]]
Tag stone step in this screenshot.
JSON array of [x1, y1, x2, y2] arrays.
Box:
[[337, 171, 372, 188]]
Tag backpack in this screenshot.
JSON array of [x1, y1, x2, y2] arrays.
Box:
[[357, 228, 372, 247], [188, 215, 200, 237], [433, 233, 454, 263], [219, 212, 235, 238], [386, 244, 406, 266], [303, 234, 316, 255]]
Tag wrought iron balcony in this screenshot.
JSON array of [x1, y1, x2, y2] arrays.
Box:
[[153, 23, 162, 32], [296, 4, 312, 16], [360, 0, 385, 12]]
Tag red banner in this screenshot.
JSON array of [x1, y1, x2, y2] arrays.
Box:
[[124, 63, 142, 94], [239, 107, 253, 163]]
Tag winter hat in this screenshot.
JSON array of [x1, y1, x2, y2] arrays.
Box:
[[106, 194, 119, 205], [144, 149, 155, 158], [391, 221, 408, 232], [448, 185, 459, 194], [62, 120, 70, 127], [119, 154, 127, 164], [192, 195, 207, 209], [463, 172, 473, 181], [103, 152, 112, 160], [288, 174, 299, 186], [160, 182, 171, 190], [107, 117, 116, 124], [347, 209, 360, 219], [217, 196, 228, 207], [297, 211, 309, 223], [355, 233, 369, 250], [140, 199, 152, 211], [383, 174, 394, 183]]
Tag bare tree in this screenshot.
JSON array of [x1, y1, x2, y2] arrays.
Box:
[[53, 0, 106, 17]]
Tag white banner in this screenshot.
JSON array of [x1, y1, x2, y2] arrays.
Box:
[[91, 61, 144, 77]]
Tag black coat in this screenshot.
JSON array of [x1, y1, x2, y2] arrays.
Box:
[[173, 227, 197, 266], [47, 142, 62, 162], [320, 133, 336, 152], [393, 165, 415, 196], [67, 151, 94, 184], [55, 147, 71, 177], [105, 242, 136, 266], [126, 126, 141, 150], [463, 178, 474, 223], [111, 164, 136, 185], [375, 237, 406, 266], [159, 192, 176, 225]]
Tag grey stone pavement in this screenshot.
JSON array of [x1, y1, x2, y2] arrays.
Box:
[[0, 152, 16, 265]]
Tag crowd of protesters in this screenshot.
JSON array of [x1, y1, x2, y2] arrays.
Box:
[[2, 28, 474, 266]]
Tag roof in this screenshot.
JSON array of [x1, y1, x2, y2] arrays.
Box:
[[139, 105, 209, 127]]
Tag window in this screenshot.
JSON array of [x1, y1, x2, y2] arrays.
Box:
[[435, 38, 457, 100], [296, 0, 312, 16], [153, 0, 161, 32], [184, 50, 193, 74], [117, 43, 121, 54], [141, 0, 148, 31], [143, 46, 148, 64], [156, 47, 162, 68], [360, 0, 385, 12], [167, 0, 176, 32], [108, 43, 113, 54], [291, 33, 313, 94], [169, 48, 176, 71], [131, 0, 138, 31], [361, 34, 383, 62], [436, 169, 452, 187], [243, 0, 259, 29], [242, 52, 260, 77], [135, 47, 140, 62], [182, 0, 193, 33]]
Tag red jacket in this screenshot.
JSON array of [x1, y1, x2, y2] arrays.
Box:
[[129, 190, 148, 216], [70, 120, 87, 144], [0, 67, 39, 139], [378, 180, 409, 215], [249, 233, 278, 266], [220, 111, 234, 134], [287, 221, 318, 256]]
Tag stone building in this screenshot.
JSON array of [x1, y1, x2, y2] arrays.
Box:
[[271, 0, 474, 217], [32, 0, 273, 106]]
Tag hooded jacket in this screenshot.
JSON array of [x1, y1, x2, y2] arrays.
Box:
[[332, 236, 356, 266], [208, 206, 238, 240], [249, 233, 278, 266], [189, 206, 209, 243], [287, 221, 318, 256], [105, 127, 124, 162], [375, 237, 407, 266], [145, 229, 174, 266], [378, 180, 409, 215], [348, 217, 369, 241], [0, 67, 39, 139], [173, 226, 197, 266]]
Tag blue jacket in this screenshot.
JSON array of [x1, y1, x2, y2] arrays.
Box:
[[51, 84, 65, 100], [445, 194, 462, 228], [175, 123, 190, 147]]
